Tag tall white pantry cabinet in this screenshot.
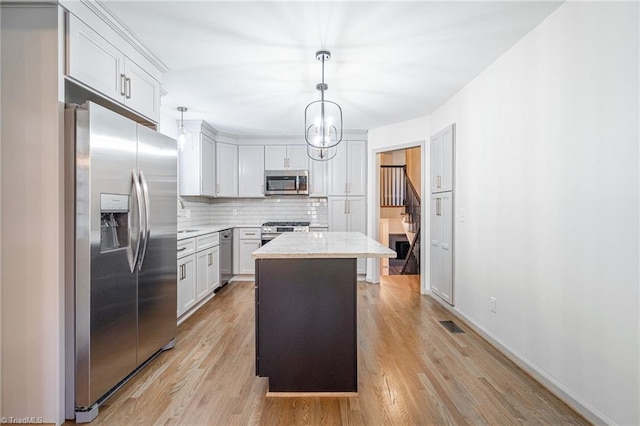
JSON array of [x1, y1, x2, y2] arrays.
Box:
[[430, 124, 455, 305]]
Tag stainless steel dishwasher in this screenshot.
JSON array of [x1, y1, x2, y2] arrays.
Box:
[[219, 229, 233, 286]]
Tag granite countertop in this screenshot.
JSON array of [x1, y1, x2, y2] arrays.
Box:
[[252, 232, 396, 259]]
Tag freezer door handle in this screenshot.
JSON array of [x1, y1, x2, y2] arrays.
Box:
[[138, 170, 151, 271], [129, 169, 144, 273]]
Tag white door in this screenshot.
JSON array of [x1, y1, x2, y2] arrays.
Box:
[[328, 197, 347, 232], [216, 142, 238, 197], [123, 58, 160, 122], [287, 145, 309, 170], [328, 142, 348, 196], [309, 159, 327, 197], [196, 250, 210, 299], [177, 254, 196, 316], [238, 145, 265, 197], [209, 246, 221, 292], [430, 124, 454, 193], [430, 193, 442, 297], [67, 14, 124, 103], [346, 141, 367, 196], [201, 134, 216, 196], [264, 145, 287, 170], [238, 240, 260, 274], [347, 197, 367, 274], [439, 192, 454, 304]]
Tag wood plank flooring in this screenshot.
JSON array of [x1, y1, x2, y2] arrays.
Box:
[[70, 278, 588, 425]]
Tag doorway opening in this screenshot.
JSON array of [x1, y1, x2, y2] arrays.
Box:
[[377, 147, 422, 278]]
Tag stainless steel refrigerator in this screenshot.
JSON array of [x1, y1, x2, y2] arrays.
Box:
[[65, 102, 177, 422]]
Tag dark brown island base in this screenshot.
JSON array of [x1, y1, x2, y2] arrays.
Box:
[[252, 232, 396, 395]]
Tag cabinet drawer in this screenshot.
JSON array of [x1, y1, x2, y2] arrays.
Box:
[[177, 238, 196, 258], [239, 228, 261, 240], [197, 232, 219, 250]]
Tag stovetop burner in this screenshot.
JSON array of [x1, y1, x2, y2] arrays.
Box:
[[262, 221, 310, 227]]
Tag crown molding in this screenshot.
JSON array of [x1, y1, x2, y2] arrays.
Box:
[[80, 0, 169, 73]]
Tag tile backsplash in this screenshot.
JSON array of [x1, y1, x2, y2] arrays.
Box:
[[178, 196, 328, 229]]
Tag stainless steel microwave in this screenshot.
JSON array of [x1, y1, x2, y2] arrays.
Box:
[[264, 170, 309, 195]]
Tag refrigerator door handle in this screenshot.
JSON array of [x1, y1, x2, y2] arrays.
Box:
[[138, 170, 151, 271], [129, 169, 144, 273]]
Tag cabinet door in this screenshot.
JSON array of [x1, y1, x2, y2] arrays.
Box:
[[216, 142, 238, 197], [177, 254, 196, 316], [287, 145, 309, 170], [67, 14, 124, 102], [328, 197, 347, 232], [201, 134, 216, 196], [430, 124, 454, 193], [264, 145, 287, 170], [239, 240, 261, 274], [346, 197, 367, 274], [238, 145, 265, 197], [430, 193, 453, 305], [209, 246, 220, 291], [346, 141, 367, 196], [196, 250, 210, 299], [439, 192, 454, 304], [309, 158, 327, 197], [328, 142, 348, 196], [123, 58, 160, 122]]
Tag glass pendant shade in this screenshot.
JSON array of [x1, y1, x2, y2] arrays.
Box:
[[177, 106, 190, 151], [307, 144, 337, 161], [305, 50, 343, 161]]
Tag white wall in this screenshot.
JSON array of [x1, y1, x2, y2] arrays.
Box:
[[369, 2, 639, 424], [1, 5, 66, 424]]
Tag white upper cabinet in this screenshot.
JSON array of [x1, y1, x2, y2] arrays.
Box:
[[67, 14, 124, 102], [430, 124, 455, 193], [287, 145, 309, 170], [179, 132, 215, 197], [216, 142, 238, 197], [123, 59, 159, 123], [328, 141, 366, 196], [309, 159, 327, 197], [66, 13, 161, 123], [238, 145, 265, 197], [265, 145, 308, 170]]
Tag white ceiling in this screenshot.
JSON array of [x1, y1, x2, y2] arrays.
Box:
[[103, 1, 562, 136]]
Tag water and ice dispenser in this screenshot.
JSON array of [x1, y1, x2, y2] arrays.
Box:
[[100, 193, 130, 252]]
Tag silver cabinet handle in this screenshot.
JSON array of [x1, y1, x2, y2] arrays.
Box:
[[120, 74, 126, 96], [245, 232, 256, 236], [125, 77, 132, 99], [344, 200, 347, 215], [216, 183, 220, 194], [347, 182, 351, 194], [344, 183, 348, 194], [178, 247, 187, 252], [208, 253, 212, 266], [436, 198, 441, 216], [437, 175, 442, 188]]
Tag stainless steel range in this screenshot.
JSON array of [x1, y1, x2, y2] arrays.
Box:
[[261, 221, 310, 245]]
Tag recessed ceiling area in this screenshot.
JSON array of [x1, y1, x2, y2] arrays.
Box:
[[103, 1, 563, 136]]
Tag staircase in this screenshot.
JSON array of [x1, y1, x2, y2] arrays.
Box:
[[380, 165, 421, 274]]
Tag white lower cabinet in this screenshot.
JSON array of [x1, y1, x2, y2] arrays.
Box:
[[234, 228, 261, 275], [178, 232, 221, 319], [177, 254, 196, 317], [328, 196, 367, 274], [196, 246, 220, 299], [430, 192, 453, 305]]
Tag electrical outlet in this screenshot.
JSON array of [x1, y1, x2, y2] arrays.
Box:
[[490, 297, 497, 313]]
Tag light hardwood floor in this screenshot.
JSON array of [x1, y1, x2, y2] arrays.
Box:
[[72, 277, 587, 425]]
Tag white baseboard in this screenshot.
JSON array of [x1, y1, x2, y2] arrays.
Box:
[[426, 293, 610, 426]]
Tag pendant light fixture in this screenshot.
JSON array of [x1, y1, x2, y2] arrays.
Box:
[[305, 50, 342, 161], [177, 106, 189, 151]]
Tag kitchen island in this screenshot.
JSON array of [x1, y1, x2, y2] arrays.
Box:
[[252, 232, 395, 395]]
